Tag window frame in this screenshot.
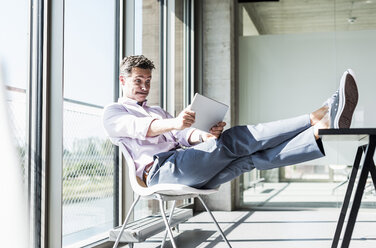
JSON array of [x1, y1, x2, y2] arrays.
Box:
[[46, 0, 122, 247]]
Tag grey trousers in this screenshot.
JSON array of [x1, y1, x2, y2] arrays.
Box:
[[146, 114, 325, 189]]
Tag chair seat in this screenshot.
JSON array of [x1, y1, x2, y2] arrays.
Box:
[[137, 183, 219, 197]]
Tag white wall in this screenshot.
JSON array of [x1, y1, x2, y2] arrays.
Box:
[[239, 30, 376, 165]]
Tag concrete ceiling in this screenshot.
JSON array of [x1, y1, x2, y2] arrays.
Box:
[[241, 0, 376, 35]]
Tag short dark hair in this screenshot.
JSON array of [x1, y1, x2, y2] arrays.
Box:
[[120, 55, 155, 77]]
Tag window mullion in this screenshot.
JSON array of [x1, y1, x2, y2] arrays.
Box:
[[46, 0, 64, 246]]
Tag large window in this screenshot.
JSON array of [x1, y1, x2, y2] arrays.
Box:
[[62, 0, 117, 245], [1, 0, 195, 246]]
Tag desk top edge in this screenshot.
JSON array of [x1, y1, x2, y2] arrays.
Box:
[[319, 128, 376, 135]]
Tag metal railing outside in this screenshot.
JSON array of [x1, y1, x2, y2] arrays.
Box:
[[62, 99, 115, 246], [5, 87, 117, 245]]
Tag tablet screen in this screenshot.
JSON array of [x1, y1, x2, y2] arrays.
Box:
[[190, 93, 229, 132]]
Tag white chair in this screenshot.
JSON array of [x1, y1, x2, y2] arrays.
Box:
[[112, 143, 232, 248]]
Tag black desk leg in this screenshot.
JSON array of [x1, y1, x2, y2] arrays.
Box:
[[331, 146, 363, 248], [341, 136, 376, 248], [369, 160, 376, 191]]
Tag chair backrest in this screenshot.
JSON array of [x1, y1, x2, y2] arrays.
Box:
[[118, 143, 150, 194], [118, 142, 219, 197]]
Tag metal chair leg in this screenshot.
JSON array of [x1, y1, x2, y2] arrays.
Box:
[[157, 195, 177, 248], [161, 200, 176, 248], [197, 195, 232, 248], [113, 195, 141, 248]]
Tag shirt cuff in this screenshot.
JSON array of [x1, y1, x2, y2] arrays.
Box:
[[177, 127, 196, 147]]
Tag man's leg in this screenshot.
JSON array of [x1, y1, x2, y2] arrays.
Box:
[[202, 126, 325, 188], [221, 114, 312, 157], [147, 114, 320, 188], [223, 105, 327, 156], [200, 156, 255, 189]]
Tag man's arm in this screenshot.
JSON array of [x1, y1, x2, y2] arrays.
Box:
[[147, 107, 196, 137], [147, 106, 226, 145], [103, 103, 157, 140]]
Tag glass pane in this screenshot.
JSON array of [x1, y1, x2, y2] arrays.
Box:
[[63, 0, 116, 245], [173, 0, 192, 208], [174, 0, 184, 115], [134, 0, 161, 107], [0, 0, 29, 183], [133, 0, 162, 219], [238, 0, 376, 208]]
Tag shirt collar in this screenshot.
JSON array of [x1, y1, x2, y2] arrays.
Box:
[[118, 97, 148, 107]]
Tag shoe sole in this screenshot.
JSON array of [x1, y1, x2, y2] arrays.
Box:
[[334, 70, 358, 128]]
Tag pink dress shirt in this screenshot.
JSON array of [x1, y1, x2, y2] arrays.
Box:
[[103, 97, 195, 178]]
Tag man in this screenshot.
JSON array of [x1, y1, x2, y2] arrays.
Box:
[[103, 55, 358, 189]]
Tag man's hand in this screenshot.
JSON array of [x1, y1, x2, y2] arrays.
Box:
[[209, 121, 226, 139], [174, 107, 196, 130], [188, 122, 225, 145]]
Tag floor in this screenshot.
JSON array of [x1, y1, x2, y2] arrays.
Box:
[[112, 182, 376, 248], [117, 210, 376, 248], [242, 182, 376, 208]]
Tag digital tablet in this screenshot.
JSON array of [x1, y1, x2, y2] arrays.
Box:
[[190, 93, 229, 132]]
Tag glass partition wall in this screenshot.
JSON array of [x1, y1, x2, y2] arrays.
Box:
[[238, 0, 376, 209]]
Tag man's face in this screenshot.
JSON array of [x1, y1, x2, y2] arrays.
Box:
[[121, 67, 152, 103]]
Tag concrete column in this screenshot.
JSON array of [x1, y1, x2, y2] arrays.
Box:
[[196, 0, 236, 211]]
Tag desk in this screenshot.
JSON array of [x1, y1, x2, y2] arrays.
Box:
[[319, 129, 376, 248]]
